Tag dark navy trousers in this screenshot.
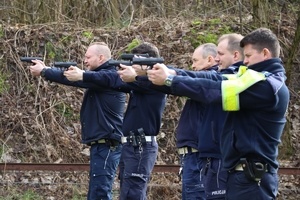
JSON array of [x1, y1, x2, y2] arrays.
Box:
[[88, 143, 122, 200], [180, 152, 206, 200], [199, 158, 227, 200], [119, 140, 158, 200], [226, 171, 278, 200]]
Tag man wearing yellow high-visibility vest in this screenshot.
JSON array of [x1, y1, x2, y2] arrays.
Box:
[[147, 28, 290, 200]]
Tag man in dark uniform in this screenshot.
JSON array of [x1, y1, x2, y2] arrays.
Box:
[[64, 42, 166, 200], [197, 34, 243, 200], [120, 43, 219, 200], [29, 42, 125, 200], [147, 28, 290, 200], [126, 36, 243, 199], [176, 43, 218, 200]]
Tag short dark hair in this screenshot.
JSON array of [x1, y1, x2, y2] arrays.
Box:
[[240, 28, 280, 58], [130, 42, 160, 57]]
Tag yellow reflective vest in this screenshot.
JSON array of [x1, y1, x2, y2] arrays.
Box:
[[221, 66, 267, 111]]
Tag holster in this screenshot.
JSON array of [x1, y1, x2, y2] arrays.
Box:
[[105, 139, 120, 152], [137, 128, 147, 145], [240, 158, 268, 182], [105, 139, 119, 147], [129, 131, 138, 147], [129, 128, 147, 147]]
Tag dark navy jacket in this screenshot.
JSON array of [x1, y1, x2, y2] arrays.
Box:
[[138, 65, 218, 150], [197, 62, 241, 159], [82, 70, 166, 137], [166, 58, 289, 173], [174, 65, 218, 149], [44, 61, 126, 144]]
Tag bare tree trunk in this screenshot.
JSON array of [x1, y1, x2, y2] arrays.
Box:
[[284, 10, 300, 87], [278, 117, 294, 160], [112, 0, 121, 25], [239, 0, 243, 34], [278, 11, 300, 160], [252, 0, 270, 27], [56, 0, 63, 23]]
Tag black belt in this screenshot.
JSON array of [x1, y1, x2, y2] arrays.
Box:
[[88, 139, 120, 147], [229, 158, 268, 183], [177, 147, 198, 155]]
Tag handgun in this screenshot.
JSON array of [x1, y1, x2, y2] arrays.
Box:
[[20, 57, 43, 63], [132, 57, 164, 69], [121, 53, 149, 61], [108, 60, 132, 70], [54, 62, 77, 71]]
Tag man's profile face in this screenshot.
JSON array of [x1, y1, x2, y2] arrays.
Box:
[[215, 39, 235, 70], [243, 44, 265, 67], [84, 46, 101, 71], [191, 48, 208, 71]]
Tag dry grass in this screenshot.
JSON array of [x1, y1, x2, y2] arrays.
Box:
[[0, 1, 299, 199]]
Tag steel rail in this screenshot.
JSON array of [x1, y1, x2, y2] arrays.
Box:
[[0, 163, 299, 175], [0, 163, 179, 173]]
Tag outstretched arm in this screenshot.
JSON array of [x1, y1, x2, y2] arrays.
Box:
[[64, 66, 84, 81], [147, 63, 176, 85], [29, 60, 50, 76], [117, 64, 137, 82]]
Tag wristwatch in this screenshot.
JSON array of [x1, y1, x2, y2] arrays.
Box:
[[164, 75, 174, 87], [40, 67, 47, 77]]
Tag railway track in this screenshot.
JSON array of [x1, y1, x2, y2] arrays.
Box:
[[0, 163, 299, 175]]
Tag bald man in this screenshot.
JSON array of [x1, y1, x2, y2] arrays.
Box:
[[29, 42, 125, 200]]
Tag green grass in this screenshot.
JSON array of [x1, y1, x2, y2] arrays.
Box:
[[0, 189, 43, 200]]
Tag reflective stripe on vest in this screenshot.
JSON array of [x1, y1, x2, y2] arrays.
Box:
[[221, 67, 267, 111], [222, 66, 247, 80]]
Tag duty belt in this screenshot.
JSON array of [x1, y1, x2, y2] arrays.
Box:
[[88, 139, 120, 147], [234, 163, 268, 172], [232, 158, 268, 185], [177, 147, 198, 155], [121, 136, 156, 144], [89, 139, 106, 146]]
